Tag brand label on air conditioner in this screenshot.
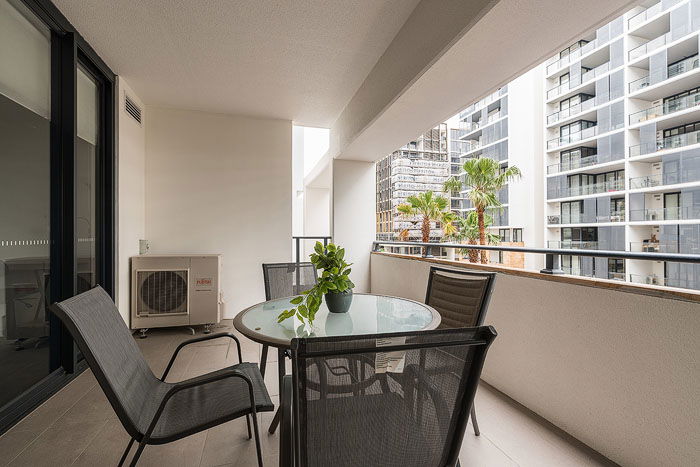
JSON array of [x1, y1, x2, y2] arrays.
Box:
[[195, 277, 213, 291]]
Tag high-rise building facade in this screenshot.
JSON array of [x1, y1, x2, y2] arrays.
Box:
[[450, 67, 545, 270], [376, 125, 449, 242], [544, 0, 700, 290]]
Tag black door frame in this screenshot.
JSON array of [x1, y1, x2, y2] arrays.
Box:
[[0, 0, 116, 434]]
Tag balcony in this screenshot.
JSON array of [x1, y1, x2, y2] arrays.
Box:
[[547, 125, 598, 150], [630, 206, 700, 221], [547, 153, 608, 174], [629, 54, 700, 93], [629, 167, 700, 189], [629, 90, 700, 124], [545, 40, 597, 75], [548, 211, 625, 225], [546, 97, 596, 125], [629, 32, 670, 60], [549, 179, 624, 199], [629, 273, 697, 288], [629, 241, 680, 253], [629, 129, 700, 157], [545, 61, 610, 101], [628, 2, 663, 29], [547, 240, 600, 249]]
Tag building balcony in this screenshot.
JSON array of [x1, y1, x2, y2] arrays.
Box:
[[629, 54, 700, 93], [629, 128, 700, 157], [545, 40, 598, 75], [629, 206, 700, 222], [547, 126, 599, 150], [629, 169, 700, 189], [629, 241, 680, 253], [629, 273, 697, 289], [627, 1, 664, 30], [546, 97, 597, 126], [547, 153, 607, 174], [548, 179, 624, 200], [629, 89, 700, 124], [547, 211, 625, 225], [545, 61, 610, 101], [547, 240, 600, 249], [629, 32, 671, 61]]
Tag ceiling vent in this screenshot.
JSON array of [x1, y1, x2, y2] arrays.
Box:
[[124, 94, 142, 125]]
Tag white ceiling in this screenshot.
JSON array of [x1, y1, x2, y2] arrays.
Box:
[[54, 0, 421, 127]]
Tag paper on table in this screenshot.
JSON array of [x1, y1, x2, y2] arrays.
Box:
[[375, 336, 406, 373]]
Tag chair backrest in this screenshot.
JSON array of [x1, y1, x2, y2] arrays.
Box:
[[262, 262, 318, 300], [50, 286, 159, 439], [290, 327, 497, 467], [425, 267, 496, 329]]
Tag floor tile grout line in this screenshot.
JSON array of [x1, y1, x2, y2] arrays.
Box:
[[480, 431, 520, 466], [197, 427, 210, 467], [5, 376, 98, 465], [70, 418, 111, 465]]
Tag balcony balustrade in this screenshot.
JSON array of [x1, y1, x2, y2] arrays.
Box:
[[629, 55, 699, 93], [547, 126, 598, 150], [547, 240, 600, 249], [629, 90, 700, 124], [549, 179, 624, 199], [547, 98, 596, 125], [628, 2, 663, 29], [629, 129, 700, 157], [547, 153, 602, 174], [546, 40, 597, 75], [546, 61, 610, 100], [629, 206, 700, 221], [629, 32, 670, 61]]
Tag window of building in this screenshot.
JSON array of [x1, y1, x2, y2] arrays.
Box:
[[512, 228, 523, 242], [663, 121, 700, 138], [561, 201, 584, 224], [499, 229, 510, 242], [608, 259, 625, 280]]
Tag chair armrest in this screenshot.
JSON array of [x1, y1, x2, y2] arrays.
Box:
[[161, 332, 243, 380], [144, 368, 256, 443], [280, 375, 294, 467]]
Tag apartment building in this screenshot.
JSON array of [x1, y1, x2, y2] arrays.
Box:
[[544, 0, 700, 290], [375, 125, 449, 242], [450, 67, 545, 270]]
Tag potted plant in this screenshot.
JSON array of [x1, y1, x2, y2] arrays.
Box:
[[277, 242, 355, 328]]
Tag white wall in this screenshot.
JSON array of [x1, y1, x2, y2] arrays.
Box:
[[332, 159, 375, 292], [144, 107, 292, 317], [370, 253, 700, 467], [508, 65, 545, 269], [115, 77, 146, 322]]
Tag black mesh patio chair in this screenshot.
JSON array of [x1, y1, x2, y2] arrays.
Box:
[[51, 286, 273, 467], [260, 262, 317, 376], [425, 266, 496, 436], [279, 326, 497, 467]]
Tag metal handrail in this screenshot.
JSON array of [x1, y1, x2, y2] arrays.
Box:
[[371, 240, 700, 275]]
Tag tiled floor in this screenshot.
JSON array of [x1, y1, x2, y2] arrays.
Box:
[[0, 321, 617, 466]]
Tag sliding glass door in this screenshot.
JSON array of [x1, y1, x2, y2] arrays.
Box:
[[0, 0, 115, 433], [0, 0, 53, 413]]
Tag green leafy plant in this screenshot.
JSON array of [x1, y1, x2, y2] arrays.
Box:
[[277, 242, 355, 327], [455, 211, 500, 262]]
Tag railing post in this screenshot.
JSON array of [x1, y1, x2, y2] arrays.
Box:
[[323, 237, 328, 248], [540, 253, 564, 274]]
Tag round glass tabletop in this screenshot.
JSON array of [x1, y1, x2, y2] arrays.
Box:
[[233, 293, 441, 348]]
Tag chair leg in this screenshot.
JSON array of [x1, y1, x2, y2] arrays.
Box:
[[250, 407, 264, 467], [129, 440, 147, 467], [118, 438, 135, 467], [471, 405, 480, 436], [246, 414, 252, 439], [260, 345, 269, 377]]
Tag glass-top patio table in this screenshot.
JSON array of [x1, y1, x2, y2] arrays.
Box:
[[233, 293, 441, 433]]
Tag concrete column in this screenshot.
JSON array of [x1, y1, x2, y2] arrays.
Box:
[[332, 159, 376, 292]]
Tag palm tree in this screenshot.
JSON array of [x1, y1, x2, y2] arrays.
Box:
[[455, 211, 500, 262], [443, 157, 521, 263], [396, 191, 452, 246]]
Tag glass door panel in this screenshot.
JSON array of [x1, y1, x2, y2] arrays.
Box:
[[76, 66, 98, 293], [0, 0, 51, 410]]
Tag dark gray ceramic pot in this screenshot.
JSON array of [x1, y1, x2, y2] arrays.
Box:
[[324, 289, 353, 313]]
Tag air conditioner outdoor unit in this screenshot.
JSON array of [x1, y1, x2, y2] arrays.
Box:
[[130, 255, 221, 337]]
